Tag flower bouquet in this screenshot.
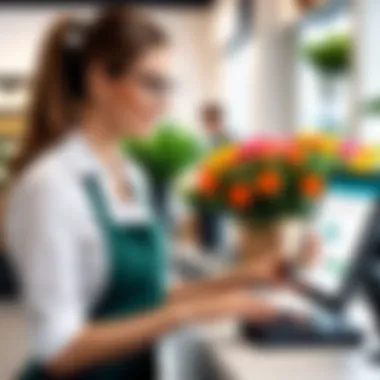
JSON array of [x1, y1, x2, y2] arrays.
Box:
[[298, 133, 380, 175], [188, 135, 339, 263], [188, 132, 380, 262]]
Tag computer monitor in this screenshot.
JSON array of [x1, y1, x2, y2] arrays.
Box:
[[294, 175, 380, 311]]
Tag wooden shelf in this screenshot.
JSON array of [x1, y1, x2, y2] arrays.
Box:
[[0, 114, 25, 139]]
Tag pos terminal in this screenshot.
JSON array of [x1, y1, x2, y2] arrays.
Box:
[[242, 174, 380, 347]]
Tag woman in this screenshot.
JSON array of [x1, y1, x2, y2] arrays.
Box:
[[5, 7, 276, 380]]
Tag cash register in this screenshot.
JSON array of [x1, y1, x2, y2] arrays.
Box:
[[242, 174, 380, 347]]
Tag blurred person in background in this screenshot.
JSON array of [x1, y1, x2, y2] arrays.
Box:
[[5, 6, 279, 380], [201, 102, 231, 150], [196, 103, 232, 254]]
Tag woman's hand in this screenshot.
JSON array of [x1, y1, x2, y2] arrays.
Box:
[[276, 232, 321, 292], [295, 232, 320, 269], [176, 291, 277, 324], [169, 259, 283, 307]]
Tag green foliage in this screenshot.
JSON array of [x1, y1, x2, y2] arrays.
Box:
[[122, 121, 203, 182], [303, 33, 352, 75]]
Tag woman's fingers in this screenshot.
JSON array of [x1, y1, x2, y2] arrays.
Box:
[[183, 290, 281, 325], [224, 292, 278, 322], [297, 232, 321, 268], [245, 298, 278, 323]]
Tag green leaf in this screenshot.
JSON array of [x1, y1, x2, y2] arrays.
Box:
[[302, 33, 352, 75], [122, 120, 203, 182]]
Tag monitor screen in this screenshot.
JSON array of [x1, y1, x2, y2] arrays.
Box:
[[296, 184, 377, 298]]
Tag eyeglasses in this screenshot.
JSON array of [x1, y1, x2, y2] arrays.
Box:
[[129, 71, 176, 97]]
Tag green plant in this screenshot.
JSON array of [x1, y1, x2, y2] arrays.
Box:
[[303, 33, 352, 75], [122, 120, 203, 183]]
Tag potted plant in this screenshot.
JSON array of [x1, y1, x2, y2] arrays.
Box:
[[303, 32, 352, 131], [123, 120, 202, 223], [187, 135, 339, 266]]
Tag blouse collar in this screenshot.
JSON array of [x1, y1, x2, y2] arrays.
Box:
[[59, 131, 106, 178], [59, 131, 151, 224]]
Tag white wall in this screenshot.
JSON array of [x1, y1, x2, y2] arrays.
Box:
[[0, 6, 94, 74], [250, 0, 298, 135], [0, 6, 95, 113], [148, 8, 221, 129], [0, 6, 220, 129]]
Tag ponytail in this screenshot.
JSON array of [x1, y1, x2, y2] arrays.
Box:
[[12, 18, 86, 174], [12, 7, 169, 175]]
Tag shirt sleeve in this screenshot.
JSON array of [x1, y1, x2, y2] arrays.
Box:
[[5, 169, 86, 363]]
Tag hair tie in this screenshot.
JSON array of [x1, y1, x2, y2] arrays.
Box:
[[63, 20, 90, 100], [64, 20, 89, 50]]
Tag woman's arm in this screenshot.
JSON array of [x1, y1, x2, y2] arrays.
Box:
[[169, 260, 278, 305], [48, 291, 275, 377], [48, 302, 181, 376], [170, 231, 320, 305]]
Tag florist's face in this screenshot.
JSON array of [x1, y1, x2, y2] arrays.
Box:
[[90, 46, 173, 139]]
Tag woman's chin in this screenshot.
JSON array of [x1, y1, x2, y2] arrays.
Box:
[[136, 124, 155, 138], [122, 129, 151, 141]]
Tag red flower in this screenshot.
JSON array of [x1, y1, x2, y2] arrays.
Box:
[[256, 170, 282, 197], [301, 174, 325, 198], [229, 185, 253, 208], [286, 146, 305, 166], [198, 170, 218, 196]]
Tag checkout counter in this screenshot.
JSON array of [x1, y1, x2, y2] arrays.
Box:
[[200, 303, 379, 380]]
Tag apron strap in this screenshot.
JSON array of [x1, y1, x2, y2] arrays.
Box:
[[83, 174, 159, 232], [83, 175, 114, 230]]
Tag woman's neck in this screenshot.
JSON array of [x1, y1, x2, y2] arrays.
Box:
[[81, 107, 122, 169]]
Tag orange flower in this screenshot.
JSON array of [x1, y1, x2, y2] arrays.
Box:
[[286, 146, 305, 166], [204, 145, 239, 173], [229, 185, 252, 208], [301, 174, 325, 198], [198, 170, 218, 196], [256, 170, 282, 197], [297, 133, 325, 152]]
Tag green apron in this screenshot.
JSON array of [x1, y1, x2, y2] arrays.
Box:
[[19, 176, 168, 380]]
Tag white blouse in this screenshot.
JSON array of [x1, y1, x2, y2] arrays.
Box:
[[5, 132, 152, 362]]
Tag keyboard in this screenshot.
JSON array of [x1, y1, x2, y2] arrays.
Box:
[[241, 311, 362, 347]]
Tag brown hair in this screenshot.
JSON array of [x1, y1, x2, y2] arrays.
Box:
[[13, 6, 168, 174]]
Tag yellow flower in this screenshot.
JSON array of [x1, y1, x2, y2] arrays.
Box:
[[297, 133, 325, 152], [204, 145, 239, 173], [297, 132, 339, 155], [348, 156, 374, 174], [359, 146, 379, 163], [320, 135, 339, 155]]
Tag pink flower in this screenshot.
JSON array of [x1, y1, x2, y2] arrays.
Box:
[[239, 137, 291, 161], [340, 141, 360, 159], [239, 139, 267, 160]]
